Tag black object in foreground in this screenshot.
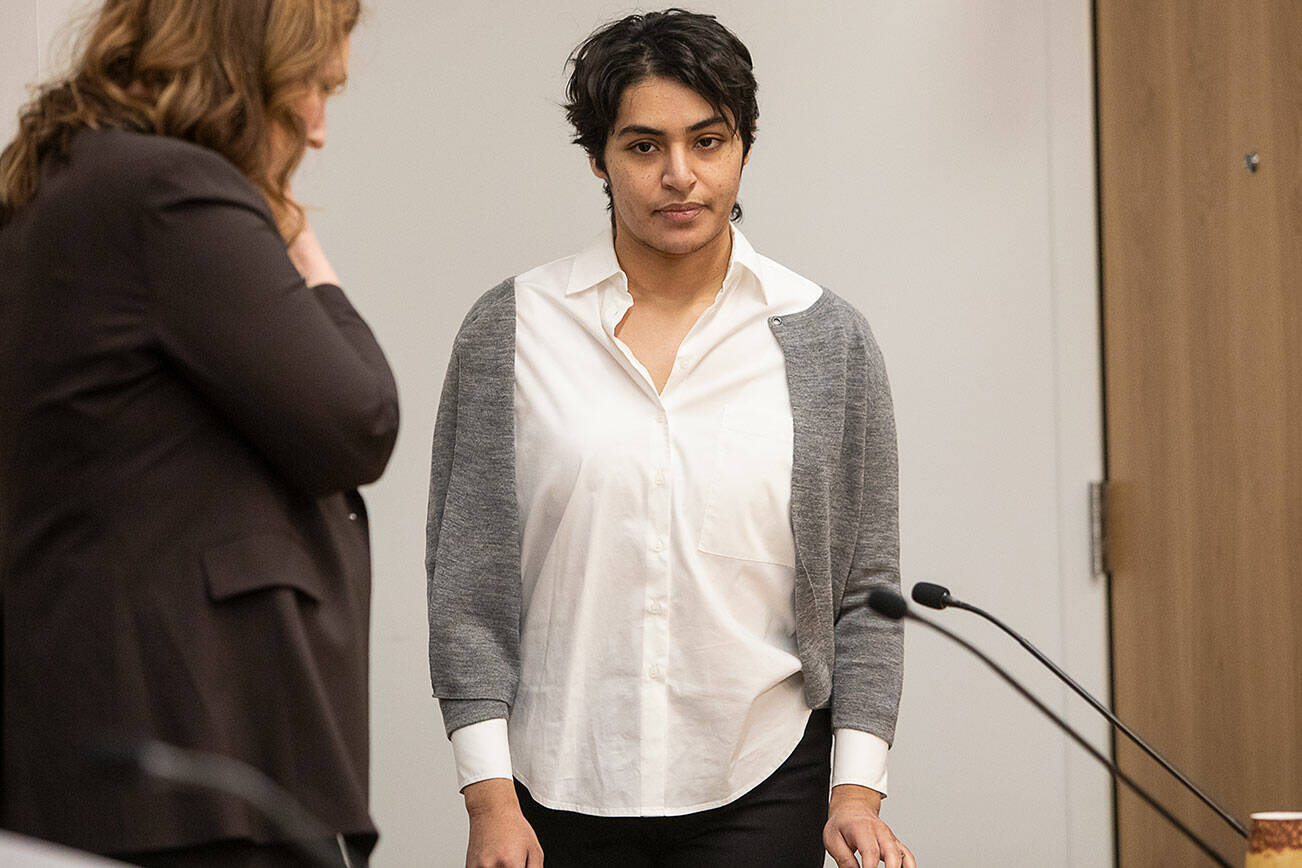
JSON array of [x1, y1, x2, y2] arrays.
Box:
[[867, 589, 1234, 868], [908, 581, 1248, 839], [95, 738, 354, 868]]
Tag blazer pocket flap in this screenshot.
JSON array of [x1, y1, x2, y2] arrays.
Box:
[[202, 533, 325, 603]]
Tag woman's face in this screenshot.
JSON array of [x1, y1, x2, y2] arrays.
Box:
[[271, 36, 350, 177], [296, 36, 351, 150], [591, 75, 748, 260]]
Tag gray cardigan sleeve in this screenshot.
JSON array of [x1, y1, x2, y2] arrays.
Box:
[[426, 280, 521, 737], [779, 290, 903, 743], [831, 313, 903, 741]]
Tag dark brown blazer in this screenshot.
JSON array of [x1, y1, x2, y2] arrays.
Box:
[[0, 127, 399, 855]]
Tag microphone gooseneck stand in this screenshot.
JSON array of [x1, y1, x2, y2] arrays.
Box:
[[867, 590, 1234, 868], [910, 581, 1248, 840], [96, 738, 352, 868]]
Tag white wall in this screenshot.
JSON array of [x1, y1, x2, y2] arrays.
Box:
[[2, 2, 1110, 866]]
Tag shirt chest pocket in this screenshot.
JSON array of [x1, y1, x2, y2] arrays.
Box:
[[697, 401, 797, 569]]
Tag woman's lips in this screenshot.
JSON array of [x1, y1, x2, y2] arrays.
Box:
[[657, 204, 704, 222]]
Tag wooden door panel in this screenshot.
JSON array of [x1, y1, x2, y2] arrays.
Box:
[[1098, 0, 1302, 864]]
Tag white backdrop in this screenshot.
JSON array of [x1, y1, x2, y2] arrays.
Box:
[[2, 2, 1111, 865]]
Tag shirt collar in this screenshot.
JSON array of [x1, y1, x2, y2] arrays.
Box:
[[725, 226, 767, 303], [565, 228, 624, 296], [565, 225, 770, 304]]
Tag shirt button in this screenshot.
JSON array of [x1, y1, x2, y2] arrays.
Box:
[[647, 600, 665, 615], [652, 538, 666, 553], [656, 412, 667, 425], [649, 664, 664, 680], [654, 470, 666, 486]]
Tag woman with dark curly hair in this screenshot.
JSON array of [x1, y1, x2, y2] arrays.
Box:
[[0, 2, 397, 865]]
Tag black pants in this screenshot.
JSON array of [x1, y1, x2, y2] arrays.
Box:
[[517, 709, 832, 868]]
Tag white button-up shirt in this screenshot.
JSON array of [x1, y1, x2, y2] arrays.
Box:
[[451, 228, 888, 815]]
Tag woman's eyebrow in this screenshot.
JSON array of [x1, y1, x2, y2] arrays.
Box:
[[614, 115, 728, 138]]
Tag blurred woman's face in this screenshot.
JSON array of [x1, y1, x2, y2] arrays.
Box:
[[297, 36, 350, 150], [271, 36, 350, 179]]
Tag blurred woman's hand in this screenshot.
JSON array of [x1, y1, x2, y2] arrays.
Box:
[[283, 191, 340, 287]]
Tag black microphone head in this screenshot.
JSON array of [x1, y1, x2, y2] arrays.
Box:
[[87, 732, 144, 772], [868, 589, 908, 620], [912, 582, 953, 610]]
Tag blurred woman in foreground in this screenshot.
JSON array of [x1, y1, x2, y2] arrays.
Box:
[[0, 1, 397, 864]]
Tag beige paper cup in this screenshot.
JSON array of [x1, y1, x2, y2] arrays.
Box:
[[1246, 813, 1302, 867]]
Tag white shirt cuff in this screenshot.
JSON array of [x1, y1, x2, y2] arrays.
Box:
[[830, 727, 889, 797], [449, 717, 513, 791]]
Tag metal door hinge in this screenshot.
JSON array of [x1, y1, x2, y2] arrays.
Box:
[[1090, 481, 1112, 578]]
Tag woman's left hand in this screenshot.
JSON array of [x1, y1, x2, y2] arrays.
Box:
[[824, 784, 918, 868]]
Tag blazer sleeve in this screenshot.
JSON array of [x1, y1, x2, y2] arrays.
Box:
[[833, 317, 904, 744], [141, 145, 398, 496], [426, 282, 522, 737]]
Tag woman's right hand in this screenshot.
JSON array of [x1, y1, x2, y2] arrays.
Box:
[[463, 778, 545, 868], [284, 205, 340, 287]]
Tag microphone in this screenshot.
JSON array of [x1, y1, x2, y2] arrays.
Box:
[[95, 738, 354, 868], [910, 582, 952, 610], [909, 582, 1248, 840], [868, 590, 1235, 868]]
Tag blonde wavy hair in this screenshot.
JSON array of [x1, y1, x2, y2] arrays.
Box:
[[0, 0, 359, 237]]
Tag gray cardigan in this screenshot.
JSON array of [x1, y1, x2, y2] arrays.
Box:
[[427, 278, 903, 746]]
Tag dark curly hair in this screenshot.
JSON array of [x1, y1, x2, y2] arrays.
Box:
[[564, 9, 758, 222]]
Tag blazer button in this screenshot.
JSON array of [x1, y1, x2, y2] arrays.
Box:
[[348, 512, 359, 521]]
